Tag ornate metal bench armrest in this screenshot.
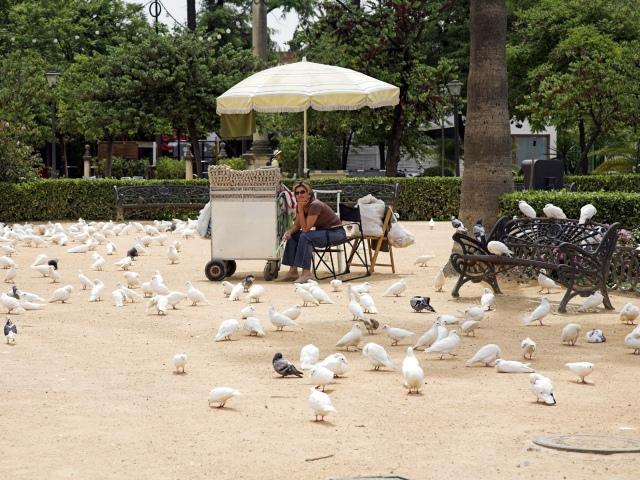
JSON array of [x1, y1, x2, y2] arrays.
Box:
[[452, 231, 491, 256]]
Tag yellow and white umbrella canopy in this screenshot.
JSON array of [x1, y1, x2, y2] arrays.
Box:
[[216, 59, 399, 171]]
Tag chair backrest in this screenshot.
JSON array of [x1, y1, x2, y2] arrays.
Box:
[[312, 183, 400, 209]]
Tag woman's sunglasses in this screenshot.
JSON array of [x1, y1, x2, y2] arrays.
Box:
[[294, 190, 307, 196]]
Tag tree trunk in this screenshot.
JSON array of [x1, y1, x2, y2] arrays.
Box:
[[386, 102, 404, 176], [62, 136, 68, 177], [457, 0, 513, 232], [578, 118, 587, 174], [341, 130, 353, 170], [105, 133, 114, 177], [378, 143, 386, 171], [187, 121, 202, 177]]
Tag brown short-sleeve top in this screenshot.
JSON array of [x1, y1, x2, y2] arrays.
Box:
[[307, 199, 341, 229]]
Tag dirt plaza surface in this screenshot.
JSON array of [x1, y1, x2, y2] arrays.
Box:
[[2, 220, 640, 479]]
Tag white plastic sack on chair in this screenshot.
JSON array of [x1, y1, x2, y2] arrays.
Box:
[[388, 219, 415, 248], [357, 194, 385, 237]]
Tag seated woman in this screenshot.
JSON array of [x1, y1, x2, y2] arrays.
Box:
[[280, 181, 346, 282]]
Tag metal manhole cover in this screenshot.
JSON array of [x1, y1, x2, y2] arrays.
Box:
[[533, 433, 640, 454]]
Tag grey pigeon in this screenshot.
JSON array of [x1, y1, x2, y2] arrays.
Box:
[[451, 216, 467, 232], [473, 219, 486, 246], [410, 296, 436, 313], [242, 275, 255, 292], [9, 285, 20, 300], [272, 352, 304, 378], [4, 317, 17, 337]]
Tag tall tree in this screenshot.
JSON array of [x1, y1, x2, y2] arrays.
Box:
[[458, 0, 512, 230]]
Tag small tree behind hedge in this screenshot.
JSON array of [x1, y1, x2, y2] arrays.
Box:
[[0, 121, 42, 182]]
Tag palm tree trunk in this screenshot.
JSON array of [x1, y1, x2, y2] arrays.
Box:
[[458, 0, 513, 231]]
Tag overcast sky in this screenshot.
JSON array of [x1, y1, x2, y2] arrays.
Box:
[[123, 0, 298, 49]]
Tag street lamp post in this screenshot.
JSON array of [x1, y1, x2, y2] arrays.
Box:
[[447, 79, 463, 177], [45, 71, 60, 178]]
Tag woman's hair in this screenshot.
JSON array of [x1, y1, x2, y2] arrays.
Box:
[[293, 181, 313, 195]]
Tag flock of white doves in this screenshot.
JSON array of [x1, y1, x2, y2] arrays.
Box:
[[2, 213, 640, 420]]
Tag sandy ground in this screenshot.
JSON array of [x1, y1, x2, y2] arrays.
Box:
[[2, 220, 640, 480]]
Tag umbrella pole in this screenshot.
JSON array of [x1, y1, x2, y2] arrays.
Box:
[[303, 109, 308, 176]]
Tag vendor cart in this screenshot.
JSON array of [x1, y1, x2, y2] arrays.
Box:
[[204, 165, 289, 281]]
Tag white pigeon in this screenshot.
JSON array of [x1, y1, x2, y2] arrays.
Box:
[[465, 344, 501, 367], [565, 362, 594, 383], [267, 306, 297, 331], [358, 292, 378, 314], [335, 324, 363, 351], [149, 275, 170, 296], [78, 270, 94, 290], [487, 241, 513, 256], [318, 353, 349, 377], [433, 269, 445, 292], [577, 292, 603, 312], [300, 344, 320, 370], [495, 359, 535, 373], [480, 288, 495, 311], [620, 303, 640, 325], [166, 291, 187, 309], [141, 282, 154, 298], [31, 264, 51, 277], [208, 387, 240, 408], [1, 293, 21, 313], [624, 327, 640, 354], [518, 200, 536, 218], [90, 253, 105, 271], [4, 265, 17, 283], [147, 295, 169, 315], [347, 290, 370, 324], [383, 278, 406, 297], [543, 203, 566, 219], [308, 387, 336, 421], [112, 289, 126, 307], [246, 284, 266, 303], [521, 337, 537, 360], [48, 285, 74, 303], [67, 244, 89, 254], [425, 330, 460, 359], [330, 279, 343, 292], [460, 320, 480, 336], [402, 347, 425, 394], [561, 323, 581, 346], [19, 298, 44, 311], [437, 314, 459, 326], [537, 272, 557, 293], [351, 282, 371, 295], [529, 373, 556, 405], [414, 322, 440, 350], [228, 282, 244, 301], [524, 297, 551, 326], [309, 285, 334, 304], [114, 256, 133, 270], [167, 245, 180, 264], [309, 365, 334, 391], [0, 256, 16, 269], [123, 271, 140, 288], [428, 218, 435, 230], [173, 353, 187, 373], [105, 242, 116, 255], [578, 204, 597, 225], [414, 255, 435, 267], [240, 305, 255, 319], [221, 281, 234, 297], [31, 253, 48, 267], [242, 316, 265, 337], [88, 279, 105, 302], [47, 265, 61, 284], [362, 342, 395, 370], [16, 290, 44, 303], [294, 286, 319, 306], [281, 305, 302, 321], [464, 306, 485, 322], [382, 325, 415, 346], [214, 318, 241, 341]]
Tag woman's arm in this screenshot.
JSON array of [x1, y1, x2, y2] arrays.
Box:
[[296, 203, 318, 232]]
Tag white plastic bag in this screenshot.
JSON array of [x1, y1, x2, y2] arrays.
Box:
[[196, 201, 212, 238], [388, 220, 415, 248], [357, 194, 386, 237]]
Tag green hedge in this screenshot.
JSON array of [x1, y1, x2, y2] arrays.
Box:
[[565, 174, 640, 192], [500, 190, 640, 229], [0, 178, 207, 222]]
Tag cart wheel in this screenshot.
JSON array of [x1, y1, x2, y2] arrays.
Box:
[[225, 260, 237, 277], [263, 261, 279, 281], [205, 259, 226, 281]]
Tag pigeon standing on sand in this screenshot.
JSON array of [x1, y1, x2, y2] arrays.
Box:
[[208, 387, 240, 408], [410, 296, 436, 313], [382, 325, 415, 346], [428, 218, 435, 230], [281, 305, 302, 321], [521, 337, 537, 359], [173, 353, 187, 373], [425, 330, 460, 359], [295, 286, 319, 306], [402, 347, 425, 394], [214, 319, 240, 341], [383, 278, 406, 297], [308, 387, 336, 421], [242, 316, 265, 337], [300, 344, 320, 370], [460, 320, 480, 336], [228, 282, 244, 301], [530, 373, 556, 405], [246, 284, 266, 303], [624, 326, 640, 354], [318, 353, 349, 377], [48, 285, 74, 303], [240, 305, 255, 318], [362, 342, 395, 370], [335, 324, 363, 351], [88, 279, 105, 302], [480, 288, 495, 311], [565, 362, 594, 383], [414, 255, 435, 267], [433, 269, 445, 292], [4, 317, 17, 344], [414, 322, 440, 350], [330, 279, 343, 292], [465, 344, 501, 367], [537, 272, 557, 293], [272, 352, 304, 378], [267, 306, 297, 331], [561, 323, 581, 346], [524, 297, 550, 326], [620, 303, 640, 325], [577, 292, 603, 312], [309, 365, 334, 391], [241, 275, 255, 293]]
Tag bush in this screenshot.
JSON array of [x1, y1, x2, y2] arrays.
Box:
[[218, 156, 247, 170], [93, 156, 148, 179], [592, 157, 635, 175], [156, 157, 186, 179], [0, 121, 42, 181], [565, 173, 640, 192], [421, 166, 455, 177], [0, 178, 208, 221], [278, 135, 340, 174], [500, 190, 640, 229]]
